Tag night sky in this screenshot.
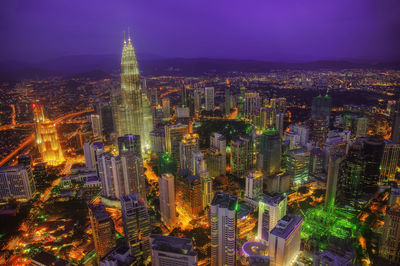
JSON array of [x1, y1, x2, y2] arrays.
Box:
[[1, 0, 400, 63]]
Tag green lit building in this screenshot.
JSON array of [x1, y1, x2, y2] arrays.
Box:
[[258, 128, 281, 176], [286, 148, 310, 185], [157, 152, 177, 176]]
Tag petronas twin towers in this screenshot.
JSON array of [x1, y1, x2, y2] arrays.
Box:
[[112, 33, 151, 150]]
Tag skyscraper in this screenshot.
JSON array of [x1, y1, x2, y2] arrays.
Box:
[[165, 123, 189, 164], [379, 141, 400, 184], [117, 134, 141, 156], [325, 153, 344, 211], [391, 101, 400, 144], [112, 34, 146, 148], [193, 89, 202, 115], [150, 234, 198, 266], [88, 202, 116, 263], [231, 136, 253, 177], [205, 87, 215, 111], [269, 214, 303, 266], [211, 191, 238, 266], [245, 171, 263, 200], [179, 133, 199, 170], [120, 151, 146, 200], [287, 148, 310, 185], [162, 98, 171, 118], [311, 94, 332, 123], [157, 152, 178, 176], [91, 114, 102, 138], [120, 193, 151, 264], [206, 133, 226, 177], [379, 205, 400, 264], [244, 92, 260, 120], [259, 128, 281, 176], [0, 165, 35, 201], [158, 173, 176, 226], [258, 194, 287, 242]]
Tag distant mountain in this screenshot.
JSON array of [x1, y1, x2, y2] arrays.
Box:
[[0, 55, 399, 81]]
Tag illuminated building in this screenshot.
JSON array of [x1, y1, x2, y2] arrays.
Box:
[[150, 129, 166, 154], [31, 251, 70, 266], [259, 128, 281, 176], [120, 151, 146, 200], [244, 92, 260, 120], [309, 147, 324, 179], [309, 118, 329, 147], [97, 153, 122, 198], [84, 141, 104, 170], [245, 171, 263, 200], [269, 214, 302, 266], [284, 124, 309, 149], [211, 191, 238, 266], [191, 150, 212, 208], [193, 89, 202, 115], [389, 183, 400, 206], [363, 138, 384, 189], [91, 114, 102, 138], [118, 134, 141, 156], [181, 82, 188, 107], [264, 172, 290, 194], [325, 153, 344, 212], [287, 148, 310, 185], [165, 123, 189, 164], [120, 193, 151, 264], [32, 163, 47, 191], [205, 87, 214, 111], [379, 141, 400, 184], [142, 93, 154, 148], [311, 93, 331, 123], [99, 102, 114, 139], [112, 34, 147, 148], [100, 246, 135, 266], [157, 152, 177, 176], [152, 105, 164, 128], [275, 112, 284, 136], [313, 250, 352, 266], [225, 86, 231, 116], [33, 104, 65, 166], [179, 133, 199, 170], [149, 87, 160, 107], [379, 205, 400, 264], [260, 105, 275, 129], [206, 133, 226, 177], [270, 97, 287, 114], [150, 234, 198, 266], [391, 101, 400, 144], [258, 194, 287, 242], [231, 136, 253, 177], [0, 165, 35, 201], [17, 154, 31, 167], [158, 173, 176, 226], [355, 117, 368, 138], [88, 202, 116, 264], [240, 241, 269, 266], [182, 175, 203, 216], [162, 97, 171, 118]]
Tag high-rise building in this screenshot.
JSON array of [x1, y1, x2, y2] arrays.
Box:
[[152, 105, 164, 128], [309, 118, 329, 147], [97, 153, 123, 199], [379, 205, 400, 264], [259, 128, 281, 176], [275, 113, 284, 136], [264, 172, 291, 194], [33, 104, 65, 166], [225, 86, 231, 116], [211, 192, 238, 266], [91, 114, 102, 138], [313, 250, 353, 266], [311, 94, 332, 123], [355, 117, 368, 138], [244, 92, 260, 120], [88, 202, 116, 263], [193, 89, 202, 115], [120, 151, 146, 200], [112, 34, 147, 146], [181, 82, 188, 107], [179, 133, 199, 170], [245, 171, 263, 200], [83, 141, 95, 170], [269, 214, 302, 266], [0, 165, 35, 201], [205, 87, 215, 111], [120, 193, 151, 264], [191, 150, 212, 208], [17, 155, 32, 167], [150, 234, 198, 266], [162, 98, 171, 118], [99, 102, 114, 138], [165, 123, 189, 163], [158, 173, 176, 226], [206, 133, 226, 177], [231, 136, 253, 177], [118, 134, 141, 156], [150, 129, 166, 154], [391, 101, 400, 144], [325, 153, 344, 211], [379, 141, 400, 184], [363, 138, 385, 189], [258, 194, 287, 242], [182, 175, 203, 216], [287, 148, 310, 185], [157, 152, 178, 176]]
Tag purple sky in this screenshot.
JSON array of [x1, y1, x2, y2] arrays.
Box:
[[1, 0, 400, 62]]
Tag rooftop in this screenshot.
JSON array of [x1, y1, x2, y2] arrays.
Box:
[[270, 214, 302, 240], [211, 191, 238, 211], [150, 234, 197, 257]]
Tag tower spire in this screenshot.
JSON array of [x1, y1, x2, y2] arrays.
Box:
[[123, 31, 126, 47], [128, 27, 131, 45]]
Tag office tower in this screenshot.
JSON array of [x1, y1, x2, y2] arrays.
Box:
[[165, 123, 189, 163], [181, 82, 188, 107], [265, 172, 290, 194], [150, 129, 166, 154], [176, 106, 190, 120], [231, 136, 253, 177], [309, 117, 329, 147], [313, 250, 352, 266], [120, 151, 146, 200], [162, 98, 171, 118], [389, 183, 400, 206], [99, 102, 114, 138], [152, 105, 164, 128], [259, 129, 281, 176], [32, 163, 47, 191], [244, 92, 260, 119], [121, 193, 151, 263], [112, 34, 145, 144], [158, 173, 176, 226], [100, 246, 135, 266], [191, 150, 213, 208], [355, 117, 368, 138], [118, 134, 141, 156], [211, 192, 238, 266], [149, 87, 160, 107], [311, 94, 332, 123], [83, 141, 95, 170], [91, 114, 102, 138], [225, 87, 231, 116], [275, 113, 284, 136], [142, 93, 153, 149], [205, 87, 215, 111], [380, 205, 400, 264], [260, 105, 276, 130], [18, 154, 31, 167], [309, 147, 324, 178], [206, 133, 226, 177], [391, 101, 400, 144], [269, 214, 302, 266], [290, 124, 309, 147], [379, 141, 400, 184], [88, 203, 116, 263], [150, 234, 198, 266], [258, 194, 287, 242], [157, 152, 177, 176], [0, 165, 35, 201], [97, 153, 123, 198], [33, 104, 65, 166], [182, 175, 203, 216], [287, 148, 310, 185], [325, 153, 344, 211], [272, 97, 287, 114], [179, 133, 200, 170], [245, 171, 263, 200], [363, 138, 384, 189], [193, 89, 202, 115]]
